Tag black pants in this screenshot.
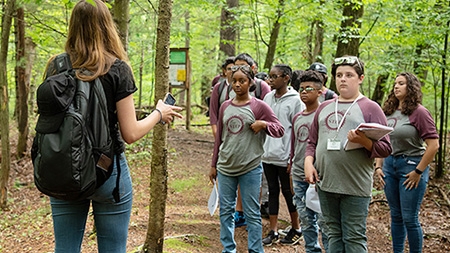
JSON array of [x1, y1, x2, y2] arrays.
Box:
[[262, 162, 296, 215]]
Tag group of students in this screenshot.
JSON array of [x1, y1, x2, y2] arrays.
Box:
[[208, 53, 439, 253]]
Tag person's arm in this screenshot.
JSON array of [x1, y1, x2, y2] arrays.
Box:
[[304, 156, 319, 184], [374, 158, 385, 188], [404, 138, 439, 190], [209, 84, 221, 137], [116, 95, 182, 144]]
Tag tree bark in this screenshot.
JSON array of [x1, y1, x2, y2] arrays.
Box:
[[112, 0, 130, 51], [0, 0, 16, 209], [15, 6, 29, 158], [219, 0, 238, 57], [371, 74, 388, 105], [142, 0, 172, 251], [263, 0, 285, 70], [331, 0, 364, 91]]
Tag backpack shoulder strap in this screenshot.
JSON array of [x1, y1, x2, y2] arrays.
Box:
[[255, 79, 262, 99], [218, 78, 228, 105], [325, 89, 336, 100]]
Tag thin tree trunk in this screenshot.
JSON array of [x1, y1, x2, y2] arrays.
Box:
[[263, 0, 285, 70], [219, 0, 238, 57], [15, 6, 29, 158], [142, 0, 172, 251], [0, 0, 16, 209], [371, 74, 388, 105], [112, 0, 130, 51]]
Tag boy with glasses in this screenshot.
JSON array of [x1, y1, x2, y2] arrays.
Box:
[[291, 70, 330, 252]]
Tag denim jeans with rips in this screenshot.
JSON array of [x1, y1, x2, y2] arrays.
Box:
[[50, 153, 133, 253], [317, 186, 370, 253], [217, 164, 264, 253], [293, 180, 329, 253], [383, 155, 428, 253]]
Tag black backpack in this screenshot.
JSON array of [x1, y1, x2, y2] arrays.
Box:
[[31, 53, 120, 202]]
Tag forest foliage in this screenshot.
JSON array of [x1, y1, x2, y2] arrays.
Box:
[[2, 0, 450, 155]]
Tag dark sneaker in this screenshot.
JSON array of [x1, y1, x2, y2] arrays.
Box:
[[262, 230, 279, 246], [280, 228, 302, 245], [260, 202, 269, 219], [234, 211, 247, 228]]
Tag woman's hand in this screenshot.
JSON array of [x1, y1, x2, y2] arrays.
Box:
[[155, 99, 183, 124], [404, 170, 421, 190], [375, 168, 386, 188]]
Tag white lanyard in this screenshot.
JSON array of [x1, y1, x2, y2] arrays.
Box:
[[334, 94, 363, 133]]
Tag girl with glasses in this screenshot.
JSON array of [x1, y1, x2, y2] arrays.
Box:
[[209, 65, 284, 253]]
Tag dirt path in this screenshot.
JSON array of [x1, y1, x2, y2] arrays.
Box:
[[2, 126, 450, 252]]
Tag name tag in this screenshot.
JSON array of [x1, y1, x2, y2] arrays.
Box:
[[327, 139, 341, 150]]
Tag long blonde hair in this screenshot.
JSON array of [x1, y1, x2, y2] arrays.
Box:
[[64, 0, 128, 81]]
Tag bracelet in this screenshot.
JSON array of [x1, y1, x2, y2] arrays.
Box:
[[414, 168, 423, 175], [375, 167, 382, 171], [152, 108, 163, 124]]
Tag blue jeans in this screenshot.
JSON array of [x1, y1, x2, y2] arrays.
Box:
[[317, 187, 370, 253], [383, 155, 428, 253], [293, 180, 329, 253], [50, 153, 133, 253], [217, 164, 264, 253]]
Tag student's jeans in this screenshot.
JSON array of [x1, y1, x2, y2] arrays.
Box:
[[50, 153, 133, 253], [217, 164, 264, 253], [293, 180, 329, 253], [317, 186, 370, 253], [383, 155, 428, 253]]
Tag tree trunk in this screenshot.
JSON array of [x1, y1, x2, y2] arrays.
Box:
[[15, 6, 29, 158], [0, 0, 16, 209], [142, 0, 172, 251], [263, 0, 285, 70], [219, 0, 238, 57], [331, 0, 364, 91], [112, 0, 130, 51], [371, 74, 388, 105]]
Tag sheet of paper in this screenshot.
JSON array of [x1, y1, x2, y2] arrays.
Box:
[[344, 122, 393, 151], [208, 180, 219, 216]]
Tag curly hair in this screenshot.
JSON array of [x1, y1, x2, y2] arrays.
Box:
[[382, 72, 422, 116]]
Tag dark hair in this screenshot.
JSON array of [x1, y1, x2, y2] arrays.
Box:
[[222, 56, 235, 69], [299, 70, 324, 89], [234, 53, 256, 67], [382, 72, 422, 116], [331, 55, 364, 78], [232, 65, 255, 89], [273, 64, 293, 84], [255, 72, 269, 81], [291, 70, 305, 91]]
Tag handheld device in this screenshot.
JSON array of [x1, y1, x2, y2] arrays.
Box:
[[164, 93, 176, 105]]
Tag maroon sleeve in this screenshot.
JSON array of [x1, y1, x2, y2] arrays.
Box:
[[305, 105, 324, 158], [259, 80, 272, 100], [409, 105, 439, 140], [359, 97, 392, 158], [250, 98, 284, 138], [209, 83, 221, 125], [211, 101, 230, 167]]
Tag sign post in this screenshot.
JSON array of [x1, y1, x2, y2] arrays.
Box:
[[169, 48, 191, 130]]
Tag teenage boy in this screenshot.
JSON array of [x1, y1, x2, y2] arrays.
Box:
[[290, 70, 329, 252], [307, 62, 337, 102]]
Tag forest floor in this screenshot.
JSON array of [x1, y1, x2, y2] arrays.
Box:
[[1, 124, 450, 252]]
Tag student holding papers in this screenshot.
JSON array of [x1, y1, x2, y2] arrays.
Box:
[[304, 56, 392, 252], [375, 72, 439, 253]]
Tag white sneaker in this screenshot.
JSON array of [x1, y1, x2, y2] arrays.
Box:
[[277, 225, 292, 237]]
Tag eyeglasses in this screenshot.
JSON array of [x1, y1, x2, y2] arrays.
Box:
[[299, 87, 318, 93], [334, 56, 363, 70], [268, 74, 284, 80], [231, 65, 251, 72]]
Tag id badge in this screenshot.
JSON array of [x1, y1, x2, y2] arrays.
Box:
[[327, 139, 341, 150]]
